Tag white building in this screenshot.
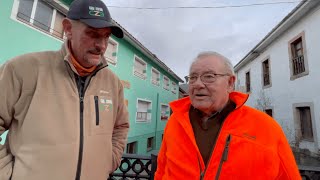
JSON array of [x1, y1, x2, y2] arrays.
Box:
[[234, 1, 320, 156]]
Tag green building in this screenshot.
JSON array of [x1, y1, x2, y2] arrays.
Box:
[[0, 0, 183, 155]]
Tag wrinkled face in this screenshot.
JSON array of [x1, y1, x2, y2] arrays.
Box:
[[188, 56, 235, 115], [63, 19, 112, 67]]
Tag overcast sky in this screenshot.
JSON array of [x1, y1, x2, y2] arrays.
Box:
[[104, 0, 300, 80]]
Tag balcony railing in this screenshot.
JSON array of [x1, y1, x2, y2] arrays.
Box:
[[108, 153, 158, 180], [292, 55, 305, 75]]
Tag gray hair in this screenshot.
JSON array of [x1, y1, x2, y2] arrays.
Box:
[[190, 51, 235, 75]]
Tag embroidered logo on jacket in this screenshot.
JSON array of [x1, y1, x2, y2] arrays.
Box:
[[99, 97, 113, 112]]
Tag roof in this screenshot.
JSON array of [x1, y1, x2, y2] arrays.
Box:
[[115, 20, 184, 83], [234, 0, 320, 72], [56, 0, 183, 83], [179, 83, 189, 94]]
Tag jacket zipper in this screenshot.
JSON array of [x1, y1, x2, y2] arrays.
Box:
[[75, 76, 87, 180], [64, 62, 106, 180], [199, 124, 228, 180], [94, 96, 100, 125], [215, 134, 232, 180]]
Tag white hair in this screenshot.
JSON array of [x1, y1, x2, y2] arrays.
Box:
[[189, 51, 235, 75]]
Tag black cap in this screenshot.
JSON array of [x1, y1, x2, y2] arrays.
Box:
[[67, 0, 123, 38]]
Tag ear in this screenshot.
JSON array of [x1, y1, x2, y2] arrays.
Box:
[[62, 18, 72, 39], [227, 75, 236, 92]]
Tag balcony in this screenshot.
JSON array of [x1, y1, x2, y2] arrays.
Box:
[[292, 55, 305, 75]]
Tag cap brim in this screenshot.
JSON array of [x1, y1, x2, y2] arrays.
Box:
[[80, 19, 124, 38]]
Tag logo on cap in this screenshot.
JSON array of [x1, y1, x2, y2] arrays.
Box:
[[89, 6, 104, 17]]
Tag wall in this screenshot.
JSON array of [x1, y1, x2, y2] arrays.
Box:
[[236, 5, 320, 154]]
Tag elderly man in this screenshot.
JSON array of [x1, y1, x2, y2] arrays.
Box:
[[0, 0, 129, 179], [155, 52, 300, 179]]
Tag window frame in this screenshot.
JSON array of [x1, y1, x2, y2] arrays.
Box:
[[133, 55, 147, 80], [264, 108, 273, 117], [160, 104, 170, 121], [126, 141, 137, 154], [147, 137, 154, 152], [163, 75, 170, 90], [104, 37, 119, 66], [245, 70, 251, 93], [292, 102, 316, 143], [136, 98, 152, 123], [151, 68, 160, 86], [11, 0, 67, 41], [171, 81, 177, 94], [288, 31, 309, 80], [261, 57, 272, 89]]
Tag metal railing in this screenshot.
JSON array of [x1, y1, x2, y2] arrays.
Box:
[[109, 152, 320, 180], [292, 55, 305, 75], [108, 154, 158, 180]]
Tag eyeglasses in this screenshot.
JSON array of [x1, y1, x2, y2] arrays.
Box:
[[185, 73, 230, 84]]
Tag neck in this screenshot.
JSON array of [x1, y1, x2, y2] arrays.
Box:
[[203, 100, 230, 116]]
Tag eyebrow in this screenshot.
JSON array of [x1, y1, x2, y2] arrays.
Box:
[[190, 70, 216, 75]]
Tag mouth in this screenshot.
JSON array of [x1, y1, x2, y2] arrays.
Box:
[[195, 93, 208, 97], [89, 52, 101, 56]]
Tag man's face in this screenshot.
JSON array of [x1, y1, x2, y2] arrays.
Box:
[[64, 19, 112, 67], [188, 56, 235, 114]]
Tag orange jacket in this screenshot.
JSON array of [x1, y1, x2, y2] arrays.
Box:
[[155, 92, 301, 180]]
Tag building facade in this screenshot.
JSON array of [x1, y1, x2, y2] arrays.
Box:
[[235, 1, 320, 156], [0, 0, 183, 155]]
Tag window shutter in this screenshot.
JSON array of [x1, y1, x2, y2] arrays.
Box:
[[147, 113, 152, 120]]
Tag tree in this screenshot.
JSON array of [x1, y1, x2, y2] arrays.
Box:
[[255, 90, 272, 111]]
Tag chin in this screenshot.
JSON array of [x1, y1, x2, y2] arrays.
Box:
[[192, 104, 208, 111], [88, 59, 101, 66]]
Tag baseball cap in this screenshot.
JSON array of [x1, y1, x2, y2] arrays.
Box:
[[67, 0, 124, 38]]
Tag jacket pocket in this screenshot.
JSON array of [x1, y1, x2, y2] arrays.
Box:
[[94, 96, 100, 126], [217, 134, 279, 179], [90, 95, 114, 135]]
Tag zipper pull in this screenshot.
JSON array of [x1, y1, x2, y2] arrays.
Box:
[[200, 171, 204, 180], [80, 96, 84, 102], [223, 135, 231, 161]]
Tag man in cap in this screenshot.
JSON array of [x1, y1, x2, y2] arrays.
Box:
[[0, 0, 129, 179]]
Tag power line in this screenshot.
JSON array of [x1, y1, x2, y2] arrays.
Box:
[[107, 1, 304, 10], [34, 0, 306, 10]]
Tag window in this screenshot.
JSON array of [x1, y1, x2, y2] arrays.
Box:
[[104, 38, 118, 65], [297, 107, 313, 141], [151, 68, 160, 86], [126, 142, 137, 154], [291, 38, 305, 75], [160, 104, 170, 121], [265, 109, 273, 117], [163, 76, 170, 90], [171, 82, 177, 94], [147, 137, 154, 151], [262, 59, 271, 87], [288, 32, 309, 80], [16, 0, 65, 39], [136, 99, 152, 123], [133, 56, 147, 79], [245, 71, 251, 92], [52, 11, 64, 39]]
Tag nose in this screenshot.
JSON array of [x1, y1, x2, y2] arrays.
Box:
[[191, 76, 205, 88], [94, 38, 107, 50]]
